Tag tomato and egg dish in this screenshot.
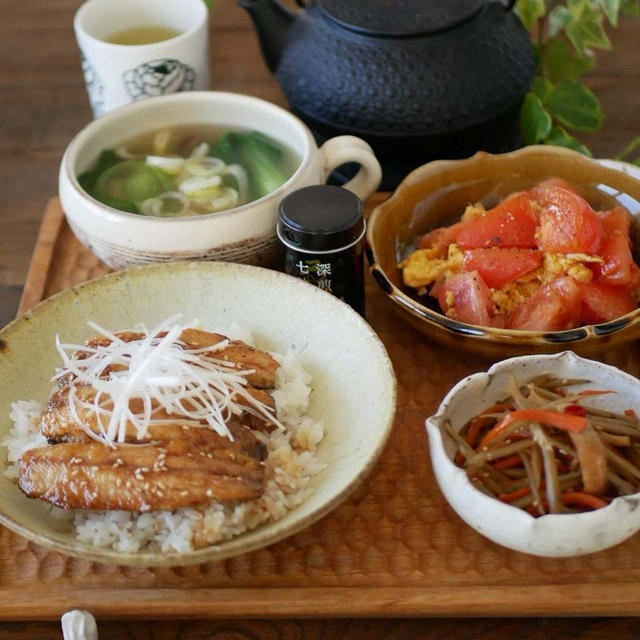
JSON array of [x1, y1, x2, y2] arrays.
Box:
[[400, 178, 640, 330]]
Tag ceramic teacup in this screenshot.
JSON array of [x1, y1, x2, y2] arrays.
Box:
[[74, 0, 209, 117], [58, 91, 383, 268]]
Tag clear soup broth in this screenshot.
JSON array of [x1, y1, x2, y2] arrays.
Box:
[[78, 125, 301, 218]]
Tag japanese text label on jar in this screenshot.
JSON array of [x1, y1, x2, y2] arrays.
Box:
[[277, 185, 366, 316]]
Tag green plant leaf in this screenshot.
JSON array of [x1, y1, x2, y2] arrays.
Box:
[[633, 157, 640, 166], [615, 135, 640, 160], [622, 0, 640, 16], [564, 0, 612, 52], [530, 76, 554, 101], [541, 37, 595, 82], [598, 0, 621, 25], [548, 5, 572, 35], [516, 0, 546, 30], [545, 125, 593, 156], [545, 78, 604, 131], [521, 92, 553, 144]]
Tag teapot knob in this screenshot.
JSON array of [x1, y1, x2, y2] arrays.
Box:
[[499, 0, 517, 10]]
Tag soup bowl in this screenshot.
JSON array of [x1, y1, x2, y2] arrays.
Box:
[[59, 91, 382, 268], [366, 145, 640, 358]]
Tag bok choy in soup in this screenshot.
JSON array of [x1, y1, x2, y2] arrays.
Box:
[[78, 126, 300, 217]]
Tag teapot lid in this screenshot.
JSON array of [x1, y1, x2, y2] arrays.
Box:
[[317, 0, 485, 37]]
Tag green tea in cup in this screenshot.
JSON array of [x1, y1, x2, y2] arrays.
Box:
[[106, 26, 182, 45]]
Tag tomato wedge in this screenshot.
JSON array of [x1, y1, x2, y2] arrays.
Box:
[[508, 276, 581, 331], [590, 207, 635, 286], [418, 220, 470, 256], [599, 206, 631, 237], [462, 248, 542, 289], [534, 185, 604, 254], [530, 178, 579, 196], [594, 233, 634, 286], [438, 271, 497, 326], [456, 193, 538, 249], [578, 281, 636, 324]]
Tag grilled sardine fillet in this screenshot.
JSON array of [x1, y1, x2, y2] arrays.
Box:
[[18, 425, 266, 511], [42, 384, 277, 444], [65, 328, 278, 389]]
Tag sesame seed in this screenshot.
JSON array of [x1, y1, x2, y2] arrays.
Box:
[[180, 490, 189, 497]]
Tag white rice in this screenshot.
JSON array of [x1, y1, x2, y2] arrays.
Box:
[[2, 326, 325, 553]]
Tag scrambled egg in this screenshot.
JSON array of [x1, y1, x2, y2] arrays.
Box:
[[541, 253, 601, 284], [401, 244, 463, 289], [461, 203, 486, 221], [401, 243, 604, 315]]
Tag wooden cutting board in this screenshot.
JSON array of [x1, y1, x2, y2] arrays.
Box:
[[6, 197, 640, 620]]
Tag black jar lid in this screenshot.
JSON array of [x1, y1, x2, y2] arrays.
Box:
[[317, 0, 484, 37], [278, 185, 364, 253]]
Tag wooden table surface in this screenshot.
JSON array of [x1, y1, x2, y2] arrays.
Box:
[[2, 1, 640, 637]]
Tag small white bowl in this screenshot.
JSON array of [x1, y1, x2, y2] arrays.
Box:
[[59, 91, 382, 269], [426, 351, 640, 557], [0, 261, 396, 566]]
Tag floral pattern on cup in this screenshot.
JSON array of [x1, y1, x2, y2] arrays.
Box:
[[123, 59, 196, 101], [79, 49, 105, 117]]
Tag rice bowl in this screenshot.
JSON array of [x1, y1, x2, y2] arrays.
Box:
[[0, 262, 396, 566], [4, 324, 325, 554]]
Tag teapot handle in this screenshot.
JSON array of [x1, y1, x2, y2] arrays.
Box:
[[319, 136, 382, 202]]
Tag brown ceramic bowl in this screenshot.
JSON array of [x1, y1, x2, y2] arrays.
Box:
[[366, 145, 640, 358]]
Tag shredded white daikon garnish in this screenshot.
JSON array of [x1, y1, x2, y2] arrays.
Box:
[[53, 316, 282, 447]]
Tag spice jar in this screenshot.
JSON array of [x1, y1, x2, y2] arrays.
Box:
[[277, 185, 366, 316]]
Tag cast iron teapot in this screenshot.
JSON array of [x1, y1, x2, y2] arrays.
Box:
[[239, 0, 535, 188]]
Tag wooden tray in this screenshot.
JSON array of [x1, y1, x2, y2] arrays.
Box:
[[7, 197, 640, 620]]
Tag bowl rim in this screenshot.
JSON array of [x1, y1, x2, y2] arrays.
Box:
[[61, 91, 316, 225], [0, 261, 398, 566], [366, 146, 640, 344]]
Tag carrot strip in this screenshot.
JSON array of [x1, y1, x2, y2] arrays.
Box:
[[578, 389, 614, 397], [625, 409, 637, 419], [561, 492, 608, 510], [564, 404, 586, 417], [478, 409, 587, 449], [492, 455, 524, 470], [499, 486, 532, 503], [465, 403, 510, 447]]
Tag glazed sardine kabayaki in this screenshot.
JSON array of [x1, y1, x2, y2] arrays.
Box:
[[16, 326, 282, 512]]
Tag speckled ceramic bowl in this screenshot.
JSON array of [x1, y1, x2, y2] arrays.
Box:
[[59, 91, 381, 269], [427, 351, 640, 557], [0, 262, 396, 566], [367, 145, 640, 357]]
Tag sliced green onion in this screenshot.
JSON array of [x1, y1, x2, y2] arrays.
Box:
[[146, 155, 185, 175], [152, 130, 171, 156], [207, 187, 239, 212], [190, 142, 210, 158], [224, 164, 249, 205], [140, 191, 189, 217], [115, 146, 140, 159], [184, 157, 226, 177], [178, 174, 223, 196]]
